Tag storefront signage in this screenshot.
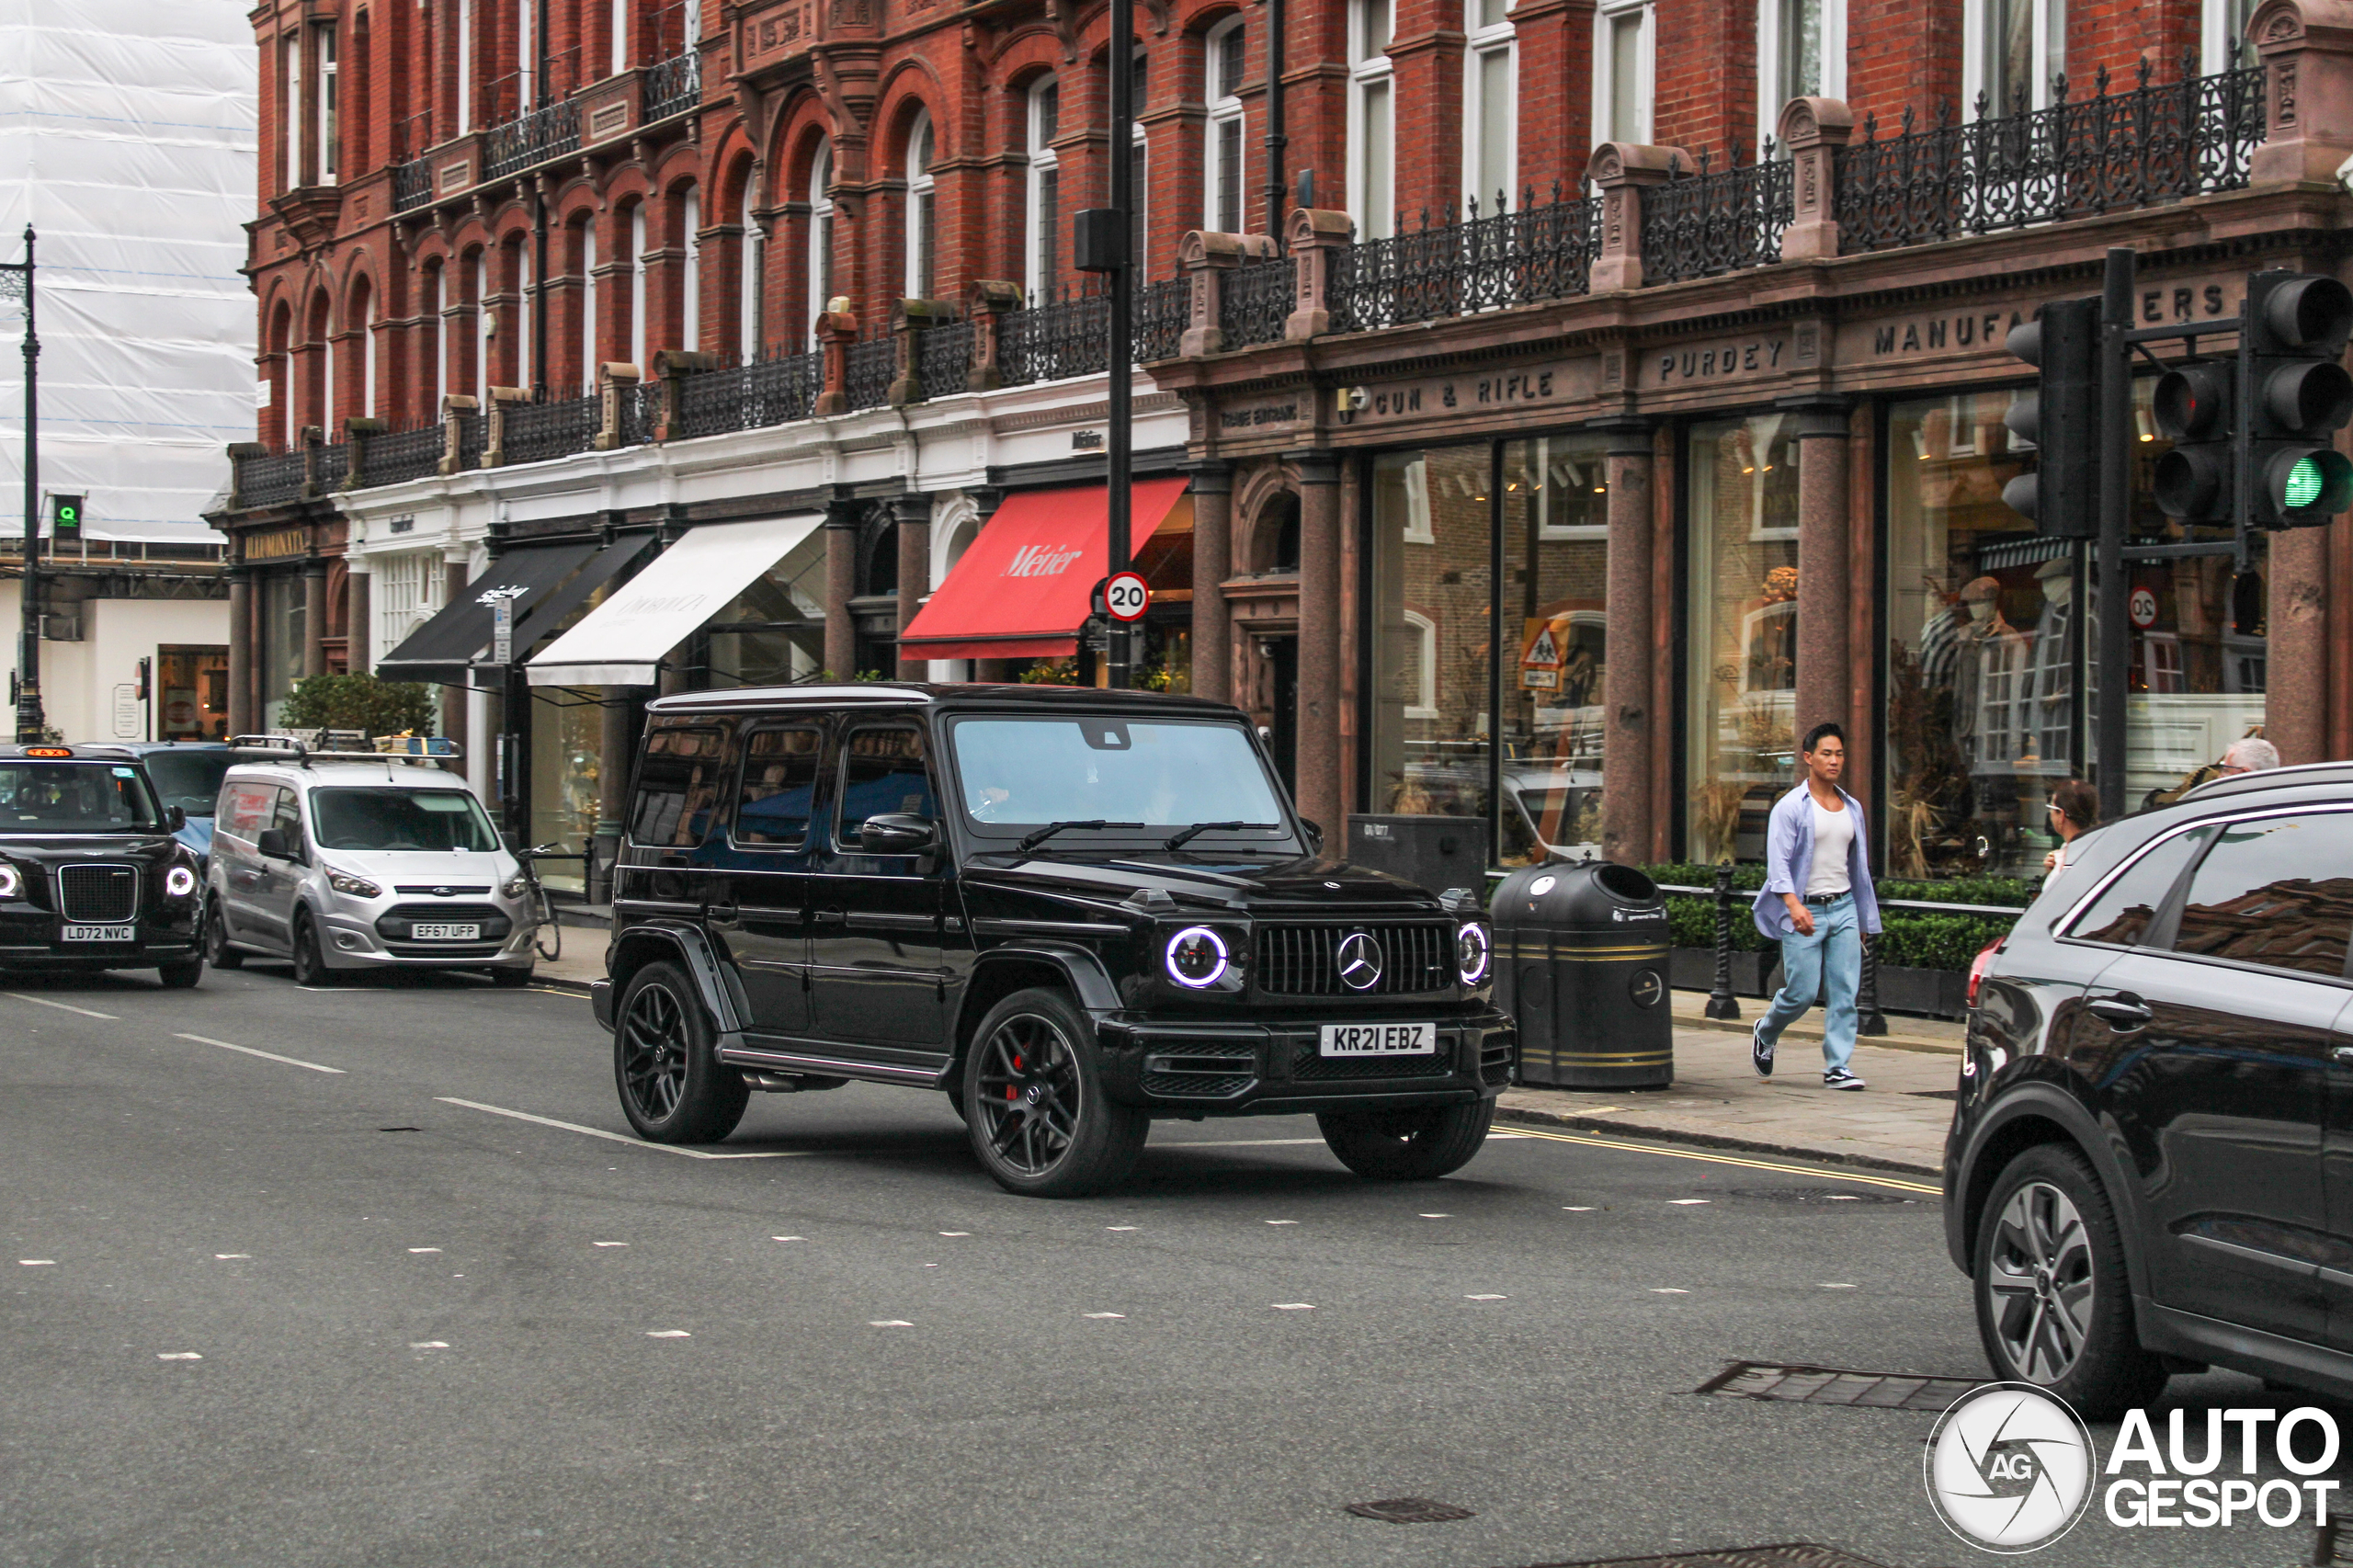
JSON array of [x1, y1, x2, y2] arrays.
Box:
[[242, 527, 306, 562], [1653, 337, 1790, 383], [1863, 282, 2236, 360], [1220, 402, 1297, 430], [1336, 361, 1588, 427], [1005, 543, 1083, 578]]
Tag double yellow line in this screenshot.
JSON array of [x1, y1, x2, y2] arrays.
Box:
[[1500, 1122, 1942, 1196]]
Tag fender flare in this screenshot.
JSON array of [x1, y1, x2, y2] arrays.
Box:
[[966, 941, 1123, 1014], [1955, 1079, 2151, 1299], [607, 922, 752, 1041]]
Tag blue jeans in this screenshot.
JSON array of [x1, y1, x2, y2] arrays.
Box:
[[1759, 892, 1860, 1073]]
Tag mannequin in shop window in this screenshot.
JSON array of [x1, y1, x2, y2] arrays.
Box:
[[1953, 576, 2029, 772]]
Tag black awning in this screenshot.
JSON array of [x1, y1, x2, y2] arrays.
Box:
[[375, 540, 601, 686], [508, 530, 659, 651]]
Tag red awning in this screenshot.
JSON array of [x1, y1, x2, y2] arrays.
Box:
[[899, 478, 1192, 662]]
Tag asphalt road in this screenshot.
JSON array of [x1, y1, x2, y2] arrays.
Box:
[[1, 963, 2335, 1568]]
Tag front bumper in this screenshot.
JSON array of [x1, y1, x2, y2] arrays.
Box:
[[312, 896, 536, 971], [0, 904, 199, 968], [1094, 1008, 1514, 1114]]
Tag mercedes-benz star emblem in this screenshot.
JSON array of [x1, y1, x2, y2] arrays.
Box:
[[1336, 930, 1384, 991]]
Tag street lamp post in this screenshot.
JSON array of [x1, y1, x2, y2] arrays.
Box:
[[1104, 0, 1135, 690], [0, 227, 40, 744]]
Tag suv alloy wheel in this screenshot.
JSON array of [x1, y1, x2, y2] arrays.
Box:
[[1974, 1144, 2168, 1419], [964, 987, 1146, 1199], [613, 961, 749, 1143]]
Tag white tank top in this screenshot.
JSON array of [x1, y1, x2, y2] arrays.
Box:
[[1806, 796, 1854, 898]]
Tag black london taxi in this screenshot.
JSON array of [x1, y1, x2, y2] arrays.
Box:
[[1946, 762, 2353, 1417], [0, 744, 205, 986], [595, 684, 1513, 1196]]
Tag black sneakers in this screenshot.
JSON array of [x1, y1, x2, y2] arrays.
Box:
[[1751, 1018, 1775, 1079], [1823, 1066, 1867, 1091]]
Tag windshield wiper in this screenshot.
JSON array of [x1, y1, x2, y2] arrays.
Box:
[[1163, 820, 1282, 851], [1016, 820, 1145, 853]]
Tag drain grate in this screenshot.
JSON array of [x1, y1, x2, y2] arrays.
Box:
[[1724, 1188, 1916, 1206], [1509, 1546, 1901, 1568], [1698, 1359, 1982, 1410], [1346, 1496, 1476, 1524]]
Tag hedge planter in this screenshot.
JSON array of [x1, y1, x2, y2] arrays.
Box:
[[1669, 948, 1773, 998], [1671, 950, 1970, 1019], [1872, 964, 1972, 1021]]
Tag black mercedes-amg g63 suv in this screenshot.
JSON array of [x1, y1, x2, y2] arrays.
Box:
[[594, 684, 1512, 1196], [0, 744, 205, 986]]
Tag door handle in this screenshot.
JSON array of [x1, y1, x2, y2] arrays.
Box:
[[2086, 996, 2153, 1031], [2332, 1046, 2353, 1065], [813, 907, 847, 926]]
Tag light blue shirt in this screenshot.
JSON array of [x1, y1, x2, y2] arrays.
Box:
[[1751, 782, 1883, 939]]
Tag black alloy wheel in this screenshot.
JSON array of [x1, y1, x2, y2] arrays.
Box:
[[964, 987, 1146, 1199], [612, 961, 748, 1144], [1317, 1099, 1495, 1181], [202, 899, 243, 969], [289, 910, 327, 988], [1974, 1144, 2168, 1420], [157, 956, 204, 989]]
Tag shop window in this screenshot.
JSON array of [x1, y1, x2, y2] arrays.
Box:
[[372, 551, 443, 660], [1205, 19, 1246, 233], [1464, 0, 1515, 207], [699, 527, 828, 688], [260, 573, 307, 729], [1686, 418, 1802, 863], [1593, 0, 1653, 146], [1347, 0, 1394, 240], [156, 646, 230, 742]]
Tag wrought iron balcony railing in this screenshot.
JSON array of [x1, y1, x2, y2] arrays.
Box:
[[1133, 275, 1189, 363], [391, 156, 433, 213], [313, 442, 349, 491], [845, 333, 897, 411], [233, 449, 307, 509], [644, 49, 702, 123], [1641, 149, 1795, 286], [915, 319, 973, 400], [502, 392, 599, 466], [1329, 187, 1601, 334], [483, 100, 582, 184], [1218, 256, 1294, 348], [360, 421, 446, 487], [675, 351, 821, 439], [455, 410, 489, 471], [1835, 54, 2265, 254]]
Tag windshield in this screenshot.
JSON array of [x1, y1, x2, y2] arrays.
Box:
[[947, 716, 1292, 848], [142, 750, 234, 816], [0, 762, 165, 833], [310, 787, 502, 853]]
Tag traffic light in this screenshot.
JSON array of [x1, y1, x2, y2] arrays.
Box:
[[2245, 270, 2353, 528], [2000, 298, 2102, 538], [48, 494, 82, 540], [2152, 361, 2234, 525]]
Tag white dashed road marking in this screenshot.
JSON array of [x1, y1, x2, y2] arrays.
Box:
[[407, 1247, 440, 1254], [771, 1236, 804, 1243], [592, 1242, 628, 1248], [645, 1330, 690, 1338], [410, 1341, 449, 1350], [156, 1352, 202, 1360], [1271, 1302, 1314, 1311], [213, 1254, 250, 1260], [1652, 1288, 1691, 1294], [1466, 1294, 1506, 1301], [937, 1231, 970, 1237], [1819, 1282, 1857, 1290], [1083, 1312, 1125, 1320], [175, 1033, 346, 1074], [1668, 1199, 1711, 1206], [1105, 1225, 1138, 1232], [1263, 1220, 1298, 1226], [9, 994, 119, 1019], [1563, 1206, 1597, 1211], [869, 1320, 913, 1328], [20, 1259, 54, 1267], [435, 1097, 814, 1158]]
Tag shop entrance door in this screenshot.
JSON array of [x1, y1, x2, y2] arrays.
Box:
[[1267, 636, 1298, 796]]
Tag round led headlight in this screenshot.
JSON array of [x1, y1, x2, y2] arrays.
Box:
[[0, 863, 19, 899], [1457, 922, 1491, 985], [1165, 926, 1229, 989], [165, 865, 197, 899]]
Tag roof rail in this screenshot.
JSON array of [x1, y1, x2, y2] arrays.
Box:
[[227, 733, 463, 767]]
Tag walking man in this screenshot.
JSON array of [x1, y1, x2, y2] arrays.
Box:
[[1749, 722, 1882, 1090]]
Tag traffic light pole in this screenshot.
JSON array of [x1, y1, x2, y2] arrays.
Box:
[[3, 228, 40, 744], [1104, 0, 1134, 691], [2096, 248, 2133, 822]]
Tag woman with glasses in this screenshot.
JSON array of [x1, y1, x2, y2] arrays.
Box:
[[2042, 778, 2099, 873]]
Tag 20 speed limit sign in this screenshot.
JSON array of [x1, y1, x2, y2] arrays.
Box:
[[1104, 571, 1151, 621]]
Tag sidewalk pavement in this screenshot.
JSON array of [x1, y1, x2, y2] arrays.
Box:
[[529, 940, 1959, 1179]]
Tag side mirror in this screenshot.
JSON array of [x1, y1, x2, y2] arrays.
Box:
[[165, 805, 187, 833], [256, 827, 290, 860], [858, 813, 938, 855], [1299, 817, 1324, 853]]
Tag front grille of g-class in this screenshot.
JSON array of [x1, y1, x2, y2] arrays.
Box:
[[1254, 921, 1453, 996]]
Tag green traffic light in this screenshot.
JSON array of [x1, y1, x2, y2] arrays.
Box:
[[2285, 455, 2328, 509]]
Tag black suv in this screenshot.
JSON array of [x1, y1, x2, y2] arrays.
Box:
[[594, 684, 1512, 1196], [1947, 762, 2353, 1416], [0, 744, 205, 986]]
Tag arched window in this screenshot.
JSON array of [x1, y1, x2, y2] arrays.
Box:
[[580, 222, 598, 392], [610, 0, 627, 75], [1204, 19, 1245, 233], [1346, 0, 1393, 240], [350, 275, 376, 418], [472, 249, 490, 393], [429, 263, 449, 411], [681, 187, 701, 353], [1025, 79, 1059, 301], [1463, 0, 1513, 207], [806, 139, 834, 349], [628, 205, 647, 368], [904, 110, 936, 300], [737, 182, 762, 361]]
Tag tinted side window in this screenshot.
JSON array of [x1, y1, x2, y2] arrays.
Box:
[[629, 726, 729, 847], [837, 726, 936, 844], [736, 727, 824, 846], [2173, 813, 2353, 979], [2068, 827, 2208, 947]]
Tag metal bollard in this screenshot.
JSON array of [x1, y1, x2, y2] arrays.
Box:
[[1858, 900, 1889, 1036], [1704, 860, 1741, 1021]]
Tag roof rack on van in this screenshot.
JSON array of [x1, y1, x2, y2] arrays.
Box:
[[228, 733, 463, 767]]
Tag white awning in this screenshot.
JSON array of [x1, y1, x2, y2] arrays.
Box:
[[525, 515, 824, 687]]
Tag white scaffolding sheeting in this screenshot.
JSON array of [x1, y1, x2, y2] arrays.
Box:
[[0, 0, 256, 543]]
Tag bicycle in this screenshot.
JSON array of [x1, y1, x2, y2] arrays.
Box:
[[514, 843, 582, 963]]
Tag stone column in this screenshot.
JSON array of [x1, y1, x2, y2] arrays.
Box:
[[964, 281, 1022, 392], [1188, 460, 1235, 705], [225, 568, 254, 736], [1595, 417, 1656, 865], [1294, 453, 1343, 842], [824, 497, 859, 678], [1775, 98, 1856, 260], [1585, 143, 1685, 294], [302, 560, 329, 679], [1788, 397, 1853, 753], [2251, 0, 2353, 186], [893, 493, 931, 679], [1282, 210, 1353, 340], [2268, 526, 2330, 763], [812, 308, 857, 416], [593, 690, 632, 901], [345, 563, 371, 675]]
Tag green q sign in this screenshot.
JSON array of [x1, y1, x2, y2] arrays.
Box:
[[49, 494, 82, 537]]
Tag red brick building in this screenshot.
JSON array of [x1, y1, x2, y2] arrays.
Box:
[[221, 0, 2349, 917]]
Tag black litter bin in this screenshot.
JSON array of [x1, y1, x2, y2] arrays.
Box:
[[1492, 860, 1673, 1088]]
